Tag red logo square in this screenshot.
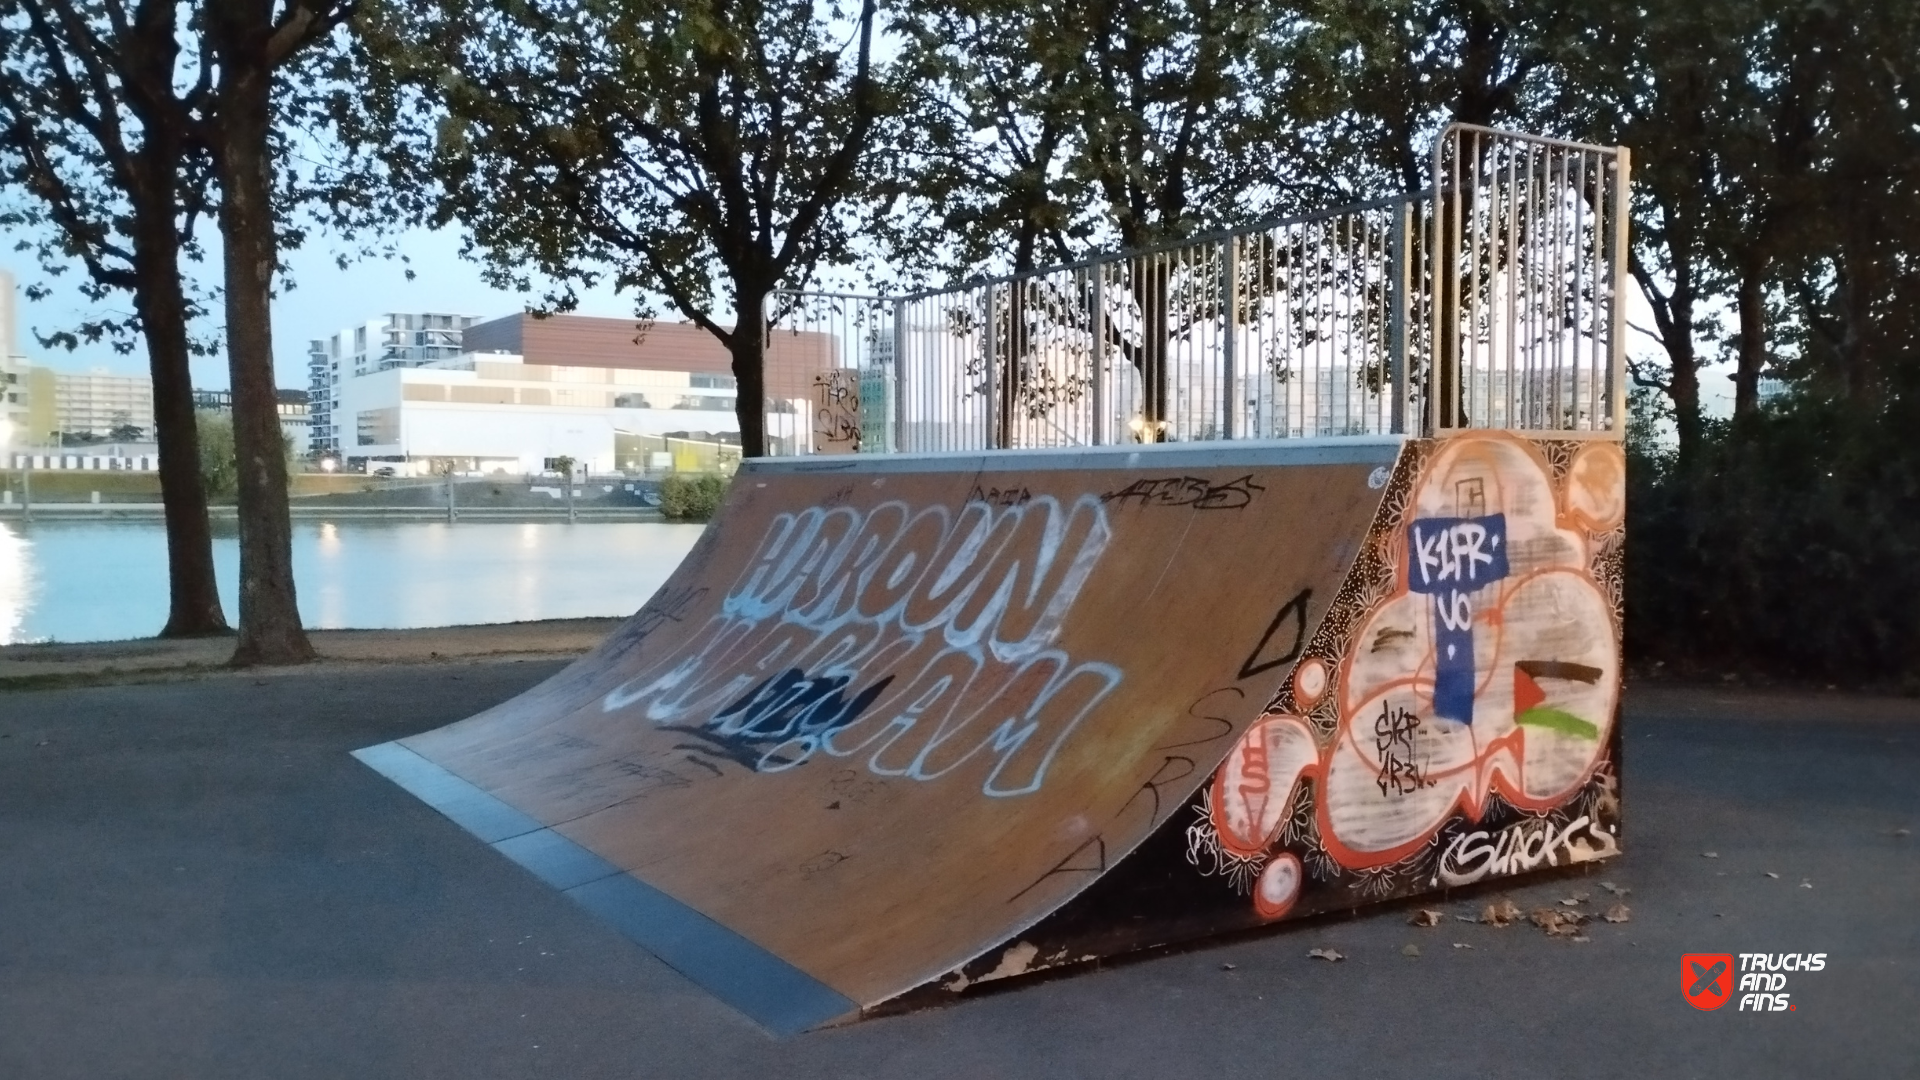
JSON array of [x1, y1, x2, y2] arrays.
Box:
[[1684, 953, 1734, 1010]]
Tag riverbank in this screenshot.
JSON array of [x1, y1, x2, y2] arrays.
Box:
[[0, 617, 623, 689], [0, 503, 666, 520]]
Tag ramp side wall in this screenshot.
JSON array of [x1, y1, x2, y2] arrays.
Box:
[[921, 432, 1624, 995]]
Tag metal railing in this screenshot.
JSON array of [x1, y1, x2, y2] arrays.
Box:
[[1431, 127, 1630, 435], [767, 126, 1629, 454]]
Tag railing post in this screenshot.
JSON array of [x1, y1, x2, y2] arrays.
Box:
[[1608, 147, 1632, 435], [1221, 236, 1237, 440], [1430, 132, 1452, 436], [1388, 200, 1410, 435], [983, 285, 998, 450], [1090, 267, 1107, 446], [892, 298, 907, 453]]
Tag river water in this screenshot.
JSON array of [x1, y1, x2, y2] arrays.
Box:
[[0, 518, 706, 645]]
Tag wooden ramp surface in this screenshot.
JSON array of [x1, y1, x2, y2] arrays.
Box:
[[356, 439, 1401, 1032]]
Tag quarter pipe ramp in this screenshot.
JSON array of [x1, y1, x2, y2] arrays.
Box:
[[355, 432, 1623, 1032]]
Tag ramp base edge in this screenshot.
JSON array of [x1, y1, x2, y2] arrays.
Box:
[[351, 741, 856, 1036]]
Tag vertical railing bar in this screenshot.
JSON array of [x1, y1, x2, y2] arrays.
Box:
[[1502, 139, 1518, 429], [1570, 151, 1585, 430], [1221, 237, 1235, 439], [986, 285, 995, 449], [1549, 145, 1564, 428], [1091, 263, 1107, 446], [1474, 129, 1489, 424], [1590, 148, 1604, 430], [1346, 212, 1357, 434], [1389, 200, 1408, 434], [1609, 146, 1631, 433]]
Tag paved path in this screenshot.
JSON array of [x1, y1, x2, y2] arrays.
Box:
[[0, 666, 1913, 1079], [0, 619, 622, 684]]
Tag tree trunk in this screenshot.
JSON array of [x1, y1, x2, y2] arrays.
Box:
[[1631, 256, 1702, 463], [213, 8, 314, 666], [1733, 255, 1768, 418], [131, 174, 228, 637], [731, 289, 769, 458]]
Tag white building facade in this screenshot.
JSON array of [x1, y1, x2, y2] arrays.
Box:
[[308, 311, 480, 455], [335, 351, 782, 474], [0, 270, 30, 449]]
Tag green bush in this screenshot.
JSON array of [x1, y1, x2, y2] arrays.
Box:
[[1627, 377, 1920, 687], [659, 472, 729, 521], [196, 409, 299, 500], [196, 410, 237, 499]]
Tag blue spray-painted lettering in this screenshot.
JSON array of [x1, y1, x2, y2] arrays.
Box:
[[1407, 515, 1508, 723]]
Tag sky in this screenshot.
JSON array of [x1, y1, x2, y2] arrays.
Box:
[[9, 218, 1734, 421], [7, 224, 637, 392]]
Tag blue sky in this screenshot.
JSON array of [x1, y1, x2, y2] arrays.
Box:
[[9, 224, 636, 392]]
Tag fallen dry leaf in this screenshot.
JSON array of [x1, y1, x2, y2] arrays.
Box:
[[1765, 871, 1780, 879], [1603, 904, 1632, 923], [1481, 899, 1524, 927], [1220, 963, 1236, 971], [1571, 935, 1591, 943], [1453, 914, 1477, 923], [1599, 881, 1631, 896], [1800, 880, 1814, 889], [1559, 897, 1583, 907], [1702, 851, 1719, 859], [1409, 909, 1444, 927], [1532, 908, 1588, 937], [1307, 948, 1344, 962], [1401, 944, 1421, 958]]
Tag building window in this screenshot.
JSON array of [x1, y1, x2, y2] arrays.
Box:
[[356, 407, 399, 446]]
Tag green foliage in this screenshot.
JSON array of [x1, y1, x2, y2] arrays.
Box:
[[1627, 374, 1920, 685], [658, 473, 730, 522], [196, 411, 237, 500], [193, 411, 297, 499], [349, 0, 897, 456]]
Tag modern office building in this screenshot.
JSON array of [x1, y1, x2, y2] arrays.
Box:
[[333, 313, 834, 474], [307, 311, 481, 454]]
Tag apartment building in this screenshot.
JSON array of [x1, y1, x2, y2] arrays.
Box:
[[307, 311, 480, 454], [47, 370, 157, 440]]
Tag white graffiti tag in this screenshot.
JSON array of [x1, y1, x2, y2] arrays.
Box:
[[602, 495, 1123, 797], [1436, 814, 1619, 886]]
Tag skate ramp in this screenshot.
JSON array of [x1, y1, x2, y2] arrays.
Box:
[[355, 438, 1402, 1032]]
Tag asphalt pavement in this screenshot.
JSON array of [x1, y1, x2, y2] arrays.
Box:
[[0, 663, 1913, 1079]]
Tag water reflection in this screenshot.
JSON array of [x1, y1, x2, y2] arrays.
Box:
[[0, 524, 30, 644], [0, 518, 705, 645]]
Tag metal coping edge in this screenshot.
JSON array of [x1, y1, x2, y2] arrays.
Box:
[[350, 741, 857, 1036], [743, 435, 1407, 475]]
